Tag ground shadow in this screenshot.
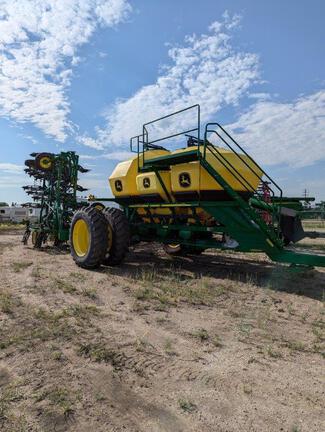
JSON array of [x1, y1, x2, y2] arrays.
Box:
[[23, 236, 324, 302], [103, 244, 325, 302], [35, 244, 70, 255]]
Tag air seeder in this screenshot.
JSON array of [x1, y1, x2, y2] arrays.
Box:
[[69, 105, 325, 269]]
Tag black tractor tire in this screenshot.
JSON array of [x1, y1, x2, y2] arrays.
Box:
[[33, 231, 46, 248], [88, 202, 105, 212], [102, 207, 129, 266], [70, 206, 108, 269], [184, 246, 205, 255]]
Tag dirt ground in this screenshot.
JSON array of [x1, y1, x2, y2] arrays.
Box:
[[0, 229, 324, 432]]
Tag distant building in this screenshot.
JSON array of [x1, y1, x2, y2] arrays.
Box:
[[0, 206, 27, 223], [0, 205, 41, 223]]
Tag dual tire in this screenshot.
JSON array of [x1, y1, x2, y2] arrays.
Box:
[[70, 206, 129, 269], [102, 207, 130, 266]]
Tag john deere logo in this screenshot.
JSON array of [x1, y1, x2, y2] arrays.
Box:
[[143, 177, 150, 189], [179, 172, 191, 188], [115, 180, 123, 192]]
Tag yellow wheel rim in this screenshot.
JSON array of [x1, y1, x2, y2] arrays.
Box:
[[31, 231, 38, 245], [73, 219, 90, 257], [39, 156, 52, 170], [168, 243, 180, 249]]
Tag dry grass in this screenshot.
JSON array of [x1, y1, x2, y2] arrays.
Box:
[[78, 342, 117, 363], [0, 223, 25, 231], [0, 290, 19, 314], [0, 233, 324, 431], [302, 220, 325, 229], [53, 277, 77, 294], [132, 267, 236, 308], [36, 386, 77, 418], [11, 261, 33, 272], [0, 298, 101, 353]]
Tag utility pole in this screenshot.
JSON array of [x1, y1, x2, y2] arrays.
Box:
[[303, 188, 309, 199], [302, 189, 310, 209]]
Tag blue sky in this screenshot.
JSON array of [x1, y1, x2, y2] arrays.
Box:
[[0, 0, 324, 204]]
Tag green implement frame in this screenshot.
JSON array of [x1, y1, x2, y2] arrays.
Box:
[[22, 151, 88, 246], [101, 105, 325, 268]]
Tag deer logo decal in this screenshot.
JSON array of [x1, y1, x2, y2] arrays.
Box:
[[143, 177, 151, 189], [179, 172, 191, 188], [115, 180, 123, 192]]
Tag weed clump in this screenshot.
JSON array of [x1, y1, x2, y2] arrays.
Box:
[[178, 398, 197, 413], [0, 291, 20, 314], [132, 266, 229, 308], [78, 342, 117, 363], [11, 262, 32, 272], [191, 328, 209, 341]]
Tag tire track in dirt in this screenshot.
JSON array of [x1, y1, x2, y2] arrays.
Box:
[[109, 348, 219, 387]]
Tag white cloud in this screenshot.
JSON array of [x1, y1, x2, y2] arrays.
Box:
[[0, 164, 27, 195], [80, 14, 260, 149], [79, 154, 99, 161], [0, 163, 23, 173], [80, 151, 133, 160], [78, 135, 105, 150], [0, 0, 132, 141], [248, 92, 271, 101], [103, 151, 133, 160], [228, 90, 325, 167], [0, 175, 26, 188]]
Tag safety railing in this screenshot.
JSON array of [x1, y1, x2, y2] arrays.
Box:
[[130, 105, 201, 169], [129, 114, 283, 232], [130, 133, 145, 171], [204, 123, 282, 199], [143, 104, 200, 146], [203, 123, 283, 231]]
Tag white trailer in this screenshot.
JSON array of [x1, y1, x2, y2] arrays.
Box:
[[27, 207, 41, 223], [0, 206, 28, 223], [0, 207, 12, 222]]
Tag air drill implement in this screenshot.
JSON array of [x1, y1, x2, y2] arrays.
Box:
[[68, 105, 325, 269], [21, 105, 325, 269]]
